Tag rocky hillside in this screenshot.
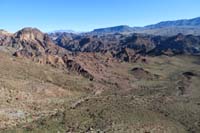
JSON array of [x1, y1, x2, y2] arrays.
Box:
[[1, 27, 200, 78], [51, 32, 200, 59], [0, 28, 94, 80], [0, 28, 66, 57]]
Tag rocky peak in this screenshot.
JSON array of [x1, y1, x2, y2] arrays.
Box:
[[14, 28, 45, 41], [5, 27, 65, 59]]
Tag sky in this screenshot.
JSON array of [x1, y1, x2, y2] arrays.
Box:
[[0, 0, 200, 32]]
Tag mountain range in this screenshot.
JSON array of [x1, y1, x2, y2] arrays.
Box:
[[90, 17, 200, 36], [145, 17, 200, 28], [1, 26, 200, 61]]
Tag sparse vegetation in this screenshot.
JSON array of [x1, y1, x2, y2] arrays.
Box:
[[0, 51, 199, 132]]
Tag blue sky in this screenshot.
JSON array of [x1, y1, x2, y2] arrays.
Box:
[[1, 0, 200, 32]]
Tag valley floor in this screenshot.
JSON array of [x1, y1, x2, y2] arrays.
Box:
[[0, 52, 200, 133]]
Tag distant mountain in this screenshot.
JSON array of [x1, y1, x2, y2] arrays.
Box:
[[45, 17, 200, 36], [135, 27, 200, 36], [139, 17, 200, 36], [92, 25, 133, 34], [90, 17, 200, 36], [145, 17, 200, 29], [51, 30, 79, 34]]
